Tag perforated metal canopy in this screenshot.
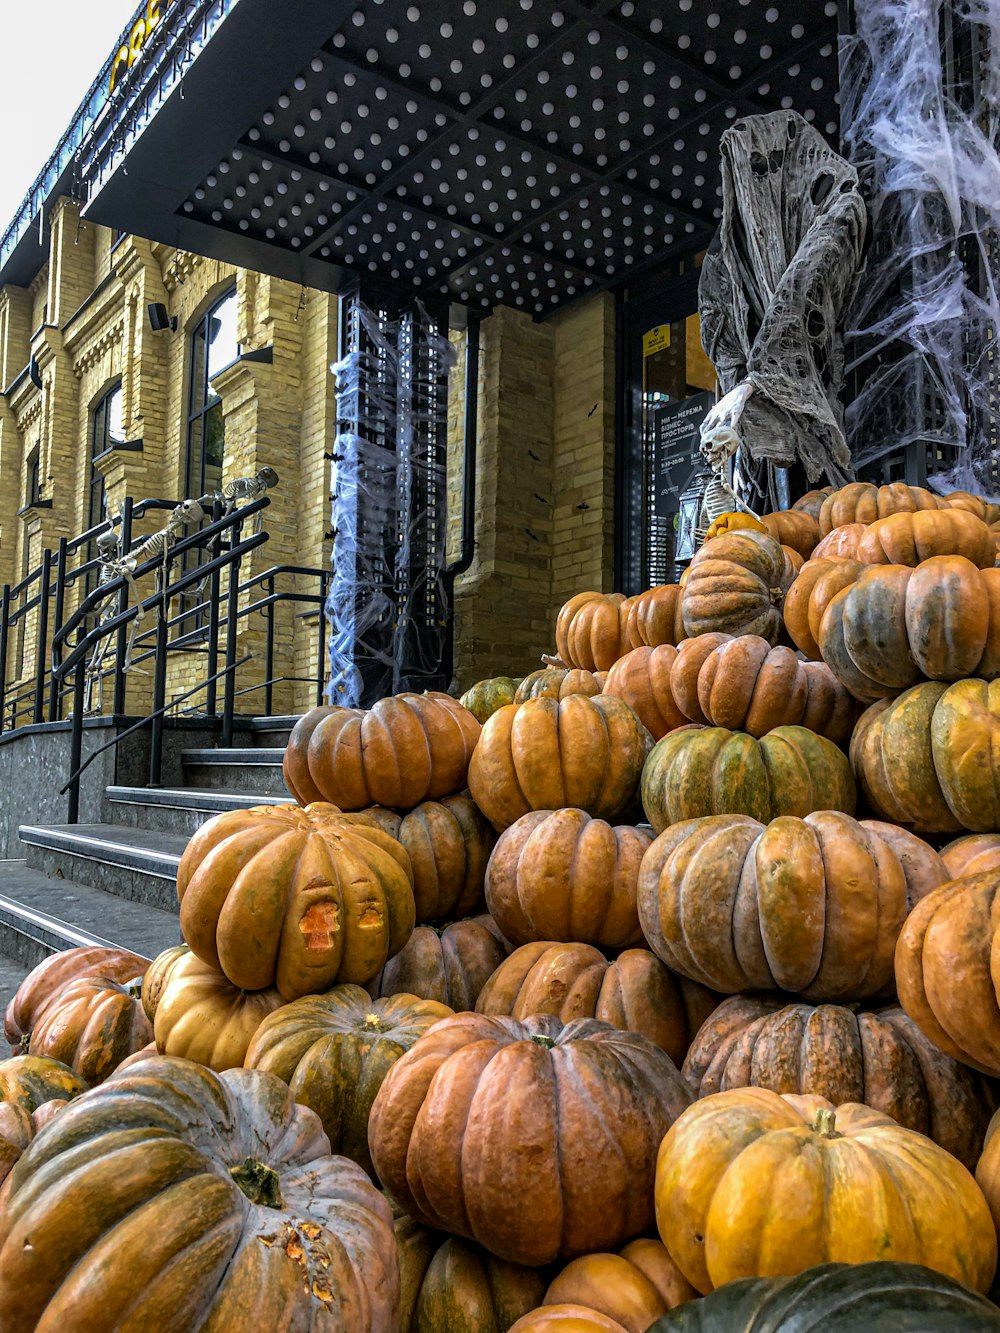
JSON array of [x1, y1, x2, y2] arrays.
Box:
[[68, 0, 842, 316]]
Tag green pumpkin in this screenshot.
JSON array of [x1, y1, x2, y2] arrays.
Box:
[[459, 676, 520, 724], [641, 724, 855, 833], [647, 1261, 1000, 1331], [0, 1055, 87, 1110]]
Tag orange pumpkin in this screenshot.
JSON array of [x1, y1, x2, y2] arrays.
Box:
[[4, 945, 149, 1051], [791, 486, 835, 520], [976, 1108, 1000, 1241], [541, 1240, 696, 1333], [603, 645, 688, 740], [637, 811, 908, 1000], [0, 1054, 86, 1110], [704, 511, 767, 541], [623, 585, 686, 650], [397, 796, 495, 923], [176, 802, 415, 999], [514, 668, 605, 703], [476, 943, 719, 1065], [283, 692, 481, 810], [26, 975, 152, 1086], [555, 592, 631, 672], [860, 819, 949, 909], [654, 1088, 996, 1295], [681, 529, 797, 645], [759, 509, 820, 559], [468, 695, 652, 831], [366, 916, 510, 1011], [818, 481, 946, 535], [151, 950, 285, 1071], [856, 508, 996, 567], [0, 1099, 69, 1190], [944, 490, 1000, 525], [509, 1309, 629, 1332], [812, 523, 868, 560], [941, 833, 1000, 878], [783, 556, 865, 660]]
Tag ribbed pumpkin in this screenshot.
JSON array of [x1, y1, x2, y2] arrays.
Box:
[[26, 975, 152, 1087], [895, 870, 1000, 1077], [396, 1215, 546, 1333], [856, 507, 996, 567], [654, 1089, 997, 1295], [759, 509, 820, 559], [704, 511, 767, 541], [542, 1240, 697, 1333], [640, 724, 855, 833], [140, 942, 189, 1022], [460, 675, 520, 723], [812, 523, 868, 560], [485, 810, 651, 948], [397, 796, 495, 923], [244, 984, 451, 1178], [667, 632, 854, 742], [510, 1308, 630, 1332], [0, 1054, 87, 1110], [818, 557, 1000, 699], [0, 1099, 68, 1191], [176, 802, 416, 999], [942, 832, 1000, 877], [4, 945, 149, 1050], [603, 645, 688, 740], [860, 818, 949, 909], [555, 592, 631, 672], [151, 950, 285, 1071], [468, 695, 653, 832], [637, 812, 906, 1000], [792, 486, 835, 519], [818, 481, 946, 535], [851, 680, 1000, 832], [645, 1262, 1000, 1332], [0, 1056, 398, 1333], [476, 943, 718, 1066], [977, 1108, 1000, 1241], [366, 915, 510, 1011], [624, 585, 686, 650], [283, 691, 481, 810], [681, 529, 797, 645], [368, 1012, 693, 1266], [682, 995, 997, 1169], [946, 490, 1000, 525], [783, 556, 864, 659], [514, 668, 605, 703]]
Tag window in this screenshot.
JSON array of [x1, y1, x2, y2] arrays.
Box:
[[25, 448, 40, 507], [186, 286, 238, 503], [89, 384, 124, 533]]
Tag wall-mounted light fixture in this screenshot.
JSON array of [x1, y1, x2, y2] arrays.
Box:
[[147, 302, 178, 333]]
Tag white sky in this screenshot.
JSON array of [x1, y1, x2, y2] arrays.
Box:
[[0, 0, 141, 235]]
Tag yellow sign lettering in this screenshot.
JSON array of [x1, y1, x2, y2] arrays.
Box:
[[108, 0, 173, 95]]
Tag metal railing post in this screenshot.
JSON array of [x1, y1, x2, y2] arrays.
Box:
[[0, 585, 10, 735], [67, 661, 86, 824], [48, 538, 68, 722], [264, 574, 275, 716], [317, 571, 328, 706], [113, 498, 133, 717], [205, 499, 223, 715], [32, 550, 52, 726], [148, 583, 169, 788], [221, 520, 243, 748]]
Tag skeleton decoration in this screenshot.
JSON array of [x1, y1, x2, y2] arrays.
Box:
[[698, 110, 868, 512], [199, 466, 280, 532], [82, 526, 125, 715]]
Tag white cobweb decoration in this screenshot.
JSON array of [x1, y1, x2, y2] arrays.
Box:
[[840, 0, 1000, 496]]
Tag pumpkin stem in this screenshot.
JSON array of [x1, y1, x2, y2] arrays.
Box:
[[363, 1013, 390, 1032], [18, 1033, 29, 1055], [530, 1034, 556, 1049], [126, 978, 144, 1001], [813, 1108, 840, 1139], [230, 1157, 284, 1208], [769, 586, 786, 607]]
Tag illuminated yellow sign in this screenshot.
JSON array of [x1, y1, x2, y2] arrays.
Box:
[[642, 325, 672, 357], [109, 0, 175, 94]]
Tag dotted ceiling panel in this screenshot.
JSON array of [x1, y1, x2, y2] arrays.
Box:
[[181, 0, 841, 316]]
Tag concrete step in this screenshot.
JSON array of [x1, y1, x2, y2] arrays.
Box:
[[19, 824, 187, 914], [181, 747, 290, 794], [247, 715, 301, 749], [0, 953, 28, 1020], [0, 861, 180, 973], [105, 785, 295, 834]]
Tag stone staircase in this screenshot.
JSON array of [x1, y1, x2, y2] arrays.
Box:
[[0, 716, 299, 986]]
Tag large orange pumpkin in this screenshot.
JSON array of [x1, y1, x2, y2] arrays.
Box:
[[151, 950, 285, 1071], [555, 592, 631, 672], [818, 481, 946, 535], [26, 975, 152, 1087], [791, 486, 835, 520], [476, 943, 718, 1066], [637, 811, 908, 1000], [856, 508, 996, 567], [542, 1240, 696, 1333], [0, 1056, 399, 1332], [397, 796, 494, 923], [811, 523, 868, 560], [367, 1013, 693, 1266], [283, 692, 481, 810], [850, 680, 1000, 832], [681, 529, 797, 645], [682, 995, 996, 1169], [485, 809, 651, 948], [366, 916, 510, 1011], [4, 945, 148, 1051], [515, 668, 605, 703], [941, 833, 1000, 878], [624, 586, 686, 650], [603, 645, 688, 740], [759, 509, 820, 559], [176, 802, 415, 999], [783, 556, 865, 659], [468, 695, 652, 831], [655, 1089, 996, 1295]]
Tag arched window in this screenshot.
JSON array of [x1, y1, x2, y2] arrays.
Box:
[[89, 383, 124, 534], [186, 286, 238, 502]]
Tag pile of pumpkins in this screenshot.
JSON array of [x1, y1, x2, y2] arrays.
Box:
[[2, 479, 1000, 1331]]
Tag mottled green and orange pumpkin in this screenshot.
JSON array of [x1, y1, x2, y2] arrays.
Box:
[[4, 945, 149, 1051], [0, 1054, 86, 1110], [460, 675, 520, 723], [25, 974, 152, 1087], [681, 529, 797, 645], [366, 915, 511, 1011], [514, 668, 606, 703]]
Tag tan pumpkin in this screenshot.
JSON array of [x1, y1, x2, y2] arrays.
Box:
[[555, 592, 631, 672], [667, 632, 854, 743], [860, 819, 950, 909], [681, 529, 797, 645], [623, 585, 686, 650], [818, 481, 947, 535], [850, 680, 1000, 833], [812, 523, 868, 560], [140, 943, 189, 1022], [944, 490, 1000, 525], [366, 915, 511, 1011], [514, 668, 605, 703], [637, 811, 907, 1000], [941, 833, 1000, 878], [791, 486, 835, 520], [682, 995, 997, 1170], [654, 1088, 996, 1295], [244, 984, 452, 1178], [283, 691, 481, 810], [704, 511, 767, 542], [485, 810, 651, 948], [602, 645, 688, 740], [468, 695, 653, 831], [152, 950, 285, 1071], [818, 556, 1000, 699], [895, 870, 1000, 1077], [783, 556, 865, 659], [543, 1240, 696, 1333], [509, 1308, 629, 1332], [26, 975, 152, 1087], [368, 1013, 693, 1266], [176, 802, 415, 999], [476, 942, 719, 1066], [856, 507, 997, 568], [976, 1108, 1000, 1241], [397, 796, 495, 923], [760, 509, 820, 559], [4, 945, 149, 1050], [0, 1099, 69, 1190]]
